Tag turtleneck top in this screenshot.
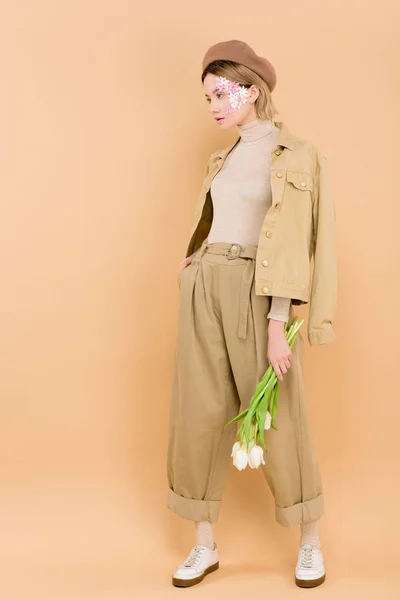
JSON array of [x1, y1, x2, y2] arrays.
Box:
[[206, 118, 291, 322]]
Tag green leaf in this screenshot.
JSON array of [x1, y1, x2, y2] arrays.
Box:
[[256, 409, 268, 452], [253, 377, 268, 397], [275, 383, 280, 406], [225, 408, 249, 426], [269, 395, 275, 424], [257, 389, 272, 433], [243, 411, 252, 445], [244, 389, 263, 445], [270, 383, 279, 428], [272, 387, 278, 421]]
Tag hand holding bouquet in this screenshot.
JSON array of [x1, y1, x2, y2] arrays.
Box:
[[225, 316, 304, 470]]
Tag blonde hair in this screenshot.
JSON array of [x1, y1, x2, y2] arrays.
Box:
[[201, 60, 278, 121]]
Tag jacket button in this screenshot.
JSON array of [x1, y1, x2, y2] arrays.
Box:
[[276, 171, 283, 178], [262, 260, 269, 267], [275, 202, 280, 208], [262, 286, 269, 293], [275, 149, 282, 156], [265, 231, 272, 238], [300, 181, 306, 187]]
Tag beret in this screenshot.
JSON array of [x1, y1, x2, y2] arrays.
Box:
[[202, 39, 277, 92]]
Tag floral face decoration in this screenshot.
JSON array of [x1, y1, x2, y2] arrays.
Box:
[[215, 76, 249, 115]]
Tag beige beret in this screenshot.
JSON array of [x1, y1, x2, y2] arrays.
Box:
[[202, 39, 277, 92]]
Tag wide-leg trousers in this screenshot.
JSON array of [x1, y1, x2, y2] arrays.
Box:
[[166, 238, 324, 527]]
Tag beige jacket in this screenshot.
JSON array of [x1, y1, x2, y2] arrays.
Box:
[[185, 120, 338, 347]]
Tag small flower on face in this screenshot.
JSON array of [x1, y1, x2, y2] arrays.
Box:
[[228, 87, 248, 111], [231, 441, 248, 470], [237, 86, 249, 100], [215, 76, 229, 91], [264, 411, 272, 430], [248, 442, 266, 469], [215, 75, 249, 114]]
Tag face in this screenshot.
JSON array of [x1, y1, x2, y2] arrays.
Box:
[[203, 72, 259, 129]]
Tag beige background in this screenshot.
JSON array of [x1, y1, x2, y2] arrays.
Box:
[[1, 1, 400, 598]]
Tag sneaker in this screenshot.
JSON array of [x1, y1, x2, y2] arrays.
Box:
[[172, 543, 219, 587], [295, 543, 326, 588]]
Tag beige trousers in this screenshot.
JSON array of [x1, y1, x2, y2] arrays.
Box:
[[166, 238, 324, 527]]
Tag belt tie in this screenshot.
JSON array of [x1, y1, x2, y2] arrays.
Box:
[[190, 240, 257, 341]]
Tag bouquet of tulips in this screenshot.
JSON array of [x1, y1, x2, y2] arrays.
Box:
[[226, 316, 304, 470]]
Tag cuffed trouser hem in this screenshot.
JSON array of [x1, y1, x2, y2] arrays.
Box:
[[275, 493, 324, 527], [167, 488, 221, 522]]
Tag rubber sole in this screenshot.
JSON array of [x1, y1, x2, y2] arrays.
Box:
[[295, 572, 326, 588], [172, 561, 219, 587]]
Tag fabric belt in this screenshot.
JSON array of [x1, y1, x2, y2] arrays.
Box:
[[192, 241, 258, 340]]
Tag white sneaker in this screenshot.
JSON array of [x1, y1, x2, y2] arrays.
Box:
[[295, 543, 326, 588], [172, 543, 219, 587]]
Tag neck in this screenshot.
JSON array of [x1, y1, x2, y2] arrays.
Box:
[[237, 118, 275, 143]]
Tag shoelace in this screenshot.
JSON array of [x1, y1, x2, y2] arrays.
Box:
[[299, 545, 315, 569], [183, 545, 205, 568]]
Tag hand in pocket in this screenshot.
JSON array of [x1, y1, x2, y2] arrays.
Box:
[[178, 254, 195, 277]]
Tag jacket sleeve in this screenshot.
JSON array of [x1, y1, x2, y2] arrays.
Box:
[[308, 152, 338, 346]]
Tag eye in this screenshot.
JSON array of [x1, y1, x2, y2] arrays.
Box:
[[206, 93, 224, 103]]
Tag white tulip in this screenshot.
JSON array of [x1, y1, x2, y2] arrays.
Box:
[[264, 411, 272, 430], [231, 441, 248, 470], [248, 441, 266, 469]]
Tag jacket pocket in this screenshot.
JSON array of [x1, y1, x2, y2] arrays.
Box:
[[285, 170, 313, 222], [286, 170, 314, 192]]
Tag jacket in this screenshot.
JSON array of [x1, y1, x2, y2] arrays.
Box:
[[184, 120, 338, 347]]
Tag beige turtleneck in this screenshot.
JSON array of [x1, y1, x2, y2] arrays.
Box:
[[207, 118, 291, 322]]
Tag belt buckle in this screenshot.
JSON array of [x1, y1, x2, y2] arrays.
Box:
[[224, 243, 243, 260]]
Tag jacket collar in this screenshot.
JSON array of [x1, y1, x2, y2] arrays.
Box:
[[212, 120, 296, 160]]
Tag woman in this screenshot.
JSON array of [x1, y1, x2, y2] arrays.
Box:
[[166, 39, 337, 589]]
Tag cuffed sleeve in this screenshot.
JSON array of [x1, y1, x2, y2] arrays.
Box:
[[267, 296, 291, 322], [308, 153, 338, 346]]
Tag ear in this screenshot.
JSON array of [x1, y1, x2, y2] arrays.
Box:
[[248, 84, 260, 103]]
